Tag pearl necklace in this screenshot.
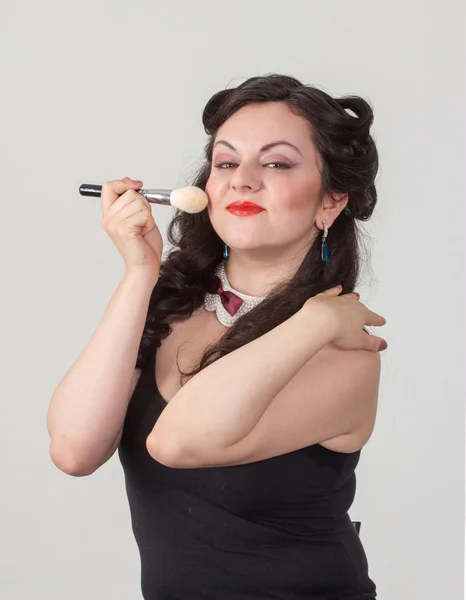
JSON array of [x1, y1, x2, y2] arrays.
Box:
[[203, 261, 266, 327]]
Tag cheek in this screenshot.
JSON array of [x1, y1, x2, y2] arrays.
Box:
[[205, 174, 221, 197], [279, 178, 319, 208], [274, 187, 315, 214], [206, 175, 230, 207], [205, 175, 212, 193], [206, 178, 225, 222], [269, 189, 318, 227]]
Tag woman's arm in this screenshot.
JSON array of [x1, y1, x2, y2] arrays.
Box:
[[47, 270, 156, 476], [147, 302, 335, 463]]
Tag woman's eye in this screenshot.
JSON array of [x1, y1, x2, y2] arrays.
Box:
[[265, 162, 293, 169], [214, 163, 237, 169], [213, 162, 293, 169]]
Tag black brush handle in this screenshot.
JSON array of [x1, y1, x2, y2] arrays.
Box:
[[79, 184, 103, 197]]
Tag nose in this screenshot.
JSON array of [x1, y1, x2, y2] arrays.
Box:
[[230, 162, 261, 193]]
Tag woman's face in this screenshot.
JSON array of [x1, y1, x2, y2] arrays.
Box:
[[206, 101, 336, 259]]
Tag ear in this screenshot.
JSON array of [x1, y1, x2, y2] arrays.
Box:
[[315, 193, 348, 230]]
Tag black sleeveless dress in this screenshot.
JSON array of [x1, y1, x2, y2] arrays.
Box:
[[118, 345, 377, 599]]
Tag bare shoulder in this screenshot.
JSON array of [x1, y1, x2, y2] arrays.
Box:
[[309, 342, 381, 383], [313, 345, 381, 452]]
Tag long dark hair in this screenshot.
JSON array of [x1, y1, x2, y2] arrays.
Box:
[[135, 74, 379, 381]]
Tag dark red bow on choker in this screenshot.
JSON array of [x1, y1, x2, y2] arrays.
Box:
[[208, 276, 244, 316]]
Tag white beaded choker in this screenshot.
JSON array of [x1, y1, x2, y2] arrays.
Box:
[[203, 261, 266, 327]]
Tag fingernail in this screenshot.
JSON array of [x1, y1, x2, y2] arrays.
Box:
[[379, 341, 388, 351], [132, 179, 143, 184]]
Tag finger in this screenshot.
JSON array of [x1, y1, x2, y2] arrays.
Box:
[[110, 195, 151, 223], [101, 179, 141, 216], [359, 331, 388, 352], [117, 209, 152, 238], [141, 222, 160, 244], [319, 285, 343, 296], [342, 292, 360, 300], [101, 179, 144, 215], [106, 189, 148, 220], [364, 308, 386, 327]]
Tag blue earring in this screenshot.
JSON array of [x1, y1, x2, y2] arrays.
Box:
[[223, 243, 228, 260], [321, 221, 329, 262]]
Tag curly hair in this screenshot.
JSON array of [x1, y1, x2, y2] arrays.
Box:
[[135, 74, 379, 382]]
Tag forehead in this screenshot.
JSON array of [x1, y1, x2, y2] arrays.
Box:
[[215, 102, 313, 148]]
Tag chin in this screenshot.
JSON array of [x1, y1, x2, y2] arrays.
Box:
[[224, 242, 267, 253]]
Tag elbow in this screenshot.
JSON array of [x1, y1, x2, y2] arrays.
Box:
[[49, 442, 99, 477], [145, 434, 191, 469]]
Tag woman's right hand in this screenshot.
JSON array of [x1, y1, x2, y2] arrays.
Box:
[[101, 177, 163, 281]]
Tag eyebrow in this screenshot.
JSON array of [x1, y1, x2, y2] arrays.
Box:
[[214, 139, 303, 157]]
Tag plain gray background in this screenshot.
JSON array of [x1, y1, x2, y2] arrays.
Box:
[[1, 1, 465, 598]]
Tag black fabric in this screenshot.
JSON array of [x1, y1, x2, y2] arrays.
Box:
[[118, 345, 377, 599]]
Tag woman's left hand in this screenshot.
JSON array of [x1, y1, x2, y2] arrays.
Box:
[[303, 286, 387, 352]]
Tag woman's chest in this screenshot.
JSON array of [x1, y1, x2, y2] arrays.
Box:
[[155, 307, 228, 403]]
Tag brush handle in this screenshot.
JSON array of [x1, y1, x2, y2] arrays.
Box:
[[79, 183, 172, 205]]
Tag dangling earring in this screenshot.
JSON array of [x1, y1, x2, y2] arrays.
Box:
[[223, 243, 228, 260], [321, 221, 329, 262]]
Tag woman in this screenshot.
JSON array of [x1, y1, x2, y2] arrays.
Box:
[[48, 74, 387, 599]]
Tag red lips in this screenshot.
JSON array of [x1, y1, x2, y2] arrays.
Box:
[[226, 201, 265, 215]]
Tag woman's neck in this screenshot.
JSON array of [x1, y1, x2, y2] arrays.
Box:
[[224, 253, 303, 297]]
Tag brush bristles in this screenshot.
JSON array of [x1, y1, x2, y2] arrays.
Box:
[[170, 186, 209, 214]]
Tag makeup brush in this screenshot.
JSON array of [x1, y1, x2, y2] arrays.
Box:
[[79, 183, 209, 214]]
